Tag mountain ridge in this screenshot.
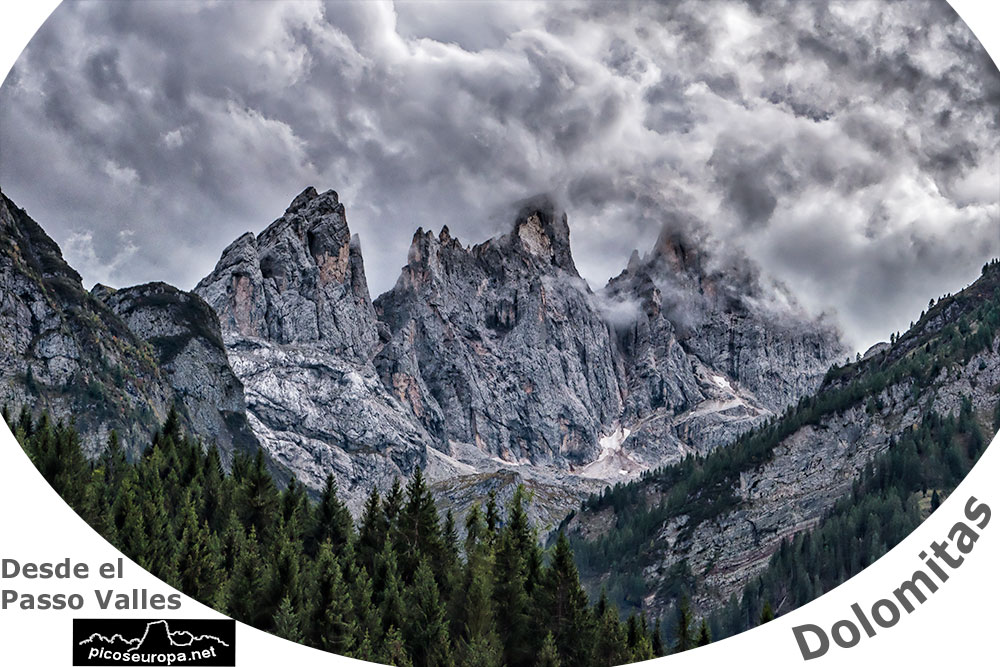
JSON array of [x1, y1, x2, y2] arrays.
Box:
[[193, 186, 843, 515]]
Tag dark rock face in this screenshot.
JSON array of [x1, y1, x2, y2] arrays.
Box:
[[1, 191, 175, 457], [94, 282, 260, 466], [0, 190, 266, 465], [374, 196, 627, 466]]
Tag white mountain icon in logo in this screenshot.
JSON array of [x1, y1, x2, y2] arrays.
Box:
[[78, 620, 230, 652]]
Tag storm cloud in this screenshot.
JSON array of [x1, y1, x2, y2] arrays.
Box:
[[0, 0, 997, 351]]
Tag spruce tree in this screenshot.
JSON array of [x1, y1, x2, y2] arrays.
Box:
[[380, 625, 414, 667], [310, 474, 354, 557], [227, 526, 271, 628], [652, 617, 665, 657], [539, 532, 594, 665], [759, 600, 774, 625], [137, 449, 179, 585], [455, 529, 502, 667], [357, 488, 387, 577], [493, 514, 533, 666], [593, 602, 630, 666], [176, 493, 224, 607], [378, 542, 407, 636], [237, 449, 280, 543], [306, 540, 357, 655], [397, 468, 444, 584], [403, 560, 453, 667]]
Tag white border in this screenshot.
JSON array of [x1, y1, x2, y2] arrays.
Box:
[[1, 2, 998, 666]]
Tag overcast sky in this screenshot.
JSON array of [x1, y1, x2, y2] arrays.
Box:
[[1, 0, 997, 352]]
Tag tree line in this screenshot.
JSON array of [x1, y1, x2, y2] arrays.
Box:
[[5, 406, 690, 666]]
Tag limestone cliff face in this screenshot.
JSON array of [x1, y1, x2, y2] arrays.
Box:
[[94, 282, 259, 466], [374, 196, 627, 467], [195, 187, 379, 359], [192, 188, 848, 514], [0, 191, 173, 456], [601, 224, 844, 467], [3, 183, 850, 520], [195, 187, 437, 510]]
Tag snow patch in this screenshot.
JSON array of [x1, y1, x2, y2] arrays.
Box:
[[580, 426, 643, 480], [711, 374, 732, 391]]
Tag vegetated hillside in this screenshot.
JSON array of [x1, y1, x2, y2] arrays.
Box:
[[706, 402, 989, 641], [93, 281, 260, 468], [1, 189, 172, 456], [0, 189, 263, 465], [564, 259, 1000, 625]]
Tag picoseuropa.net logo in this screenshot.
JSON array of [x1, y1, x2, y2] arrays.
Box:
[[73, 619, 235, 666]]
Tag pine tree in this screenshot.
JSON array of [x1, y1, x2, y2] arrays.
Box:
[[273, 596, 304, 643]]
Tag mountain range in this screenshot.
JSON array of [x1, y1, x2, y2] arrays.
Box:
[[2, 185, 847, 520]]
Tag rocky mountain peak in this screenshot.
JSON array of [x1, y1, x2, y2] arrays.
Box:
[[509, 194, 577, 275], [375, 200, 625, 467], [195, 187, 378, 359], [649, 224, 703, 277], [606, 216, 845, 415]]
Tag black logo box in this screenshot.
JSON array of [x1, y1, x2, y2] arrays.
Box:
[[73, 618, 235, 666]]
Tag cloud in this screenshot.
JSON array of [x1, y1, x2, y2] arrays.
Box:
[[63, 229, 138, 289], [0, 0, 997, 353]]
